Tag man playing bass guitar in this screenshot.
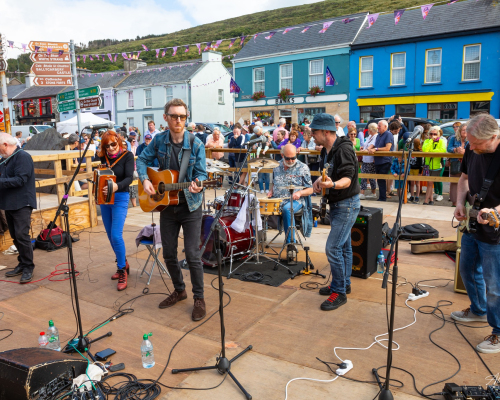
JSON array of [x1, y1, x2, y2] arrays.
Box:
[[453, 114, 500, 354], [137, 98, 208, 321]]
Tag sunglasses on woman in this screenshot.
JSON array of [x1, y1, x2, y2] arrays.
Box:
[[104, 142, 118, 149]]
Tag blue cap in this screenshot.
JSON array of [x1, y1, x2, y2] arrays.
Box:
[[79, 137, 86, 143], [309, 113, 337, 132]]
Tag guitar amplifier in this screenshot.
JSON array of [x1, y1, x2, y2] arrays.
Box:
[[0, 347, 87, 400], [351, 207, 383, 279], [454, 249, 467, 294]]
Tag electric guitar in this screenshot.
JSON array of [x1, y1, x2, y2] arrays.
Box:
[[138, 167, 222, 212], [460, 192, 500, 233], [320, 163, 330, 219]]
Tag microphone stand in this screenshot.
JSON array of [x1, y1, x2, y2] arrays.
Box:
[[376, 140, 414, 400], [46, 130, 111, 354]]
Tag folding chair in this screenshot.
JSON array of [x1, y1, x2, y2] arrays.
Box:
[[139, 239, 170, 285]]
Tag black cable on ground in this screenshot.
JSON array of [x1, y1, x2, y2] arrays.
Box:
[[298, 270, 331, 290], [236, 271, 272, 284]]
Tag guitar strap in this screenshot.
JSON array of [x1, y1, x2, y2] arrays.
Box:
[[178, 133, 195, 183], [474, 143, 500, 208]]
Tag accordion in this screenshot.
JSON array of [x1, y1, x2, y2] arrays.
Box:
[[93, 168, 116, 205]]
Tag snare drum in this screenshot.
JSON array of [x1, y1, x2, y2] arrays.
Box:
[[226, 189, 246, 212], [259, 198, 282, 215]]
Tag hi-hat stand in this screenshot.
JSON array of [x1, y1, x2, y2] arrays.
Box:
[[291, 246, 325, 280], [374, 139, 415, 400]]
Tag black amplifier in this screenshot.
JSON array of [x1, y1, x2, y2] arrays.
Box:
[[0, 347, 88, 400]]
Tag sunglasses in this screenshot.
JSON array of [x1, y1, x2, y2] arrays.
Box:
[[430, 133, 439, 136], [167, 113, 187, 121], [104, 142, 118, 149], [335, 121, 340, 124], [284, 156, 297, 161]]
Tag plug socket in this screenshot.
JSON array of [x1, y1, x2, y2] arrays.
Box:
[[336, 360, 353, 376]]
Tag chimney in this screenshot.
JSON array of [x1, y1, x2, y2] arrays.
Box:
[[124, 58, 146, 72], [25, 74, 35, 88], [202, 50, 222, 63]]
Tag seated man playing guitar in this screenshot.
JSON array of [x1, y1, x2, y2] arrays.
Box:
[[268, 144, 313, 243], [453, 113, 500, 354], [136, 98, 208, 321]]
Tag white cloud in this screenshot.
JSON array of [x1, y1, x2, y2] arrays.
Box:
[[179, 0, 321, 25], [2, 0, 191, 58]]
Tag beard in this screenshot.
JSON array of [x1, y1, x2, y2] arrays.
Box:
[[284, 159, 297, 168]]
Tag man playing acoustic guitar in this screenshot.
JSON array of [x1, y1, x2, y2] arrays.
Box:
[[453, 114, 500, 354], [137, 98, 208, 321]]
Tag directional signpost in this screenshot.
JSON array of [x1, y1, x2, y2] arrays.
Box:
[[57, 101, 77, 113], [30, 53, 71, 63], [57, 86, 101, 103], [30, 41, 72, 86], [79, 97, 102, 109], [31, 63, 72, 76], [28, 41, 69, 52], [34, 77, 73, 86]]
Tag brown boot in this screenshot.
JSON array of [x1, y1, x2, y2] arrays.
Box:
[[111, 260, 130, 280], [192, 298, 206, 321], [158, 290, 187, 309], [117, 269, 128, 291]]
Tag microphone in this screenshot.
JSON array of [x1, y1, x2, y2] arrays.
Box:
[[406, 125, 424, 143], [244, 135, 268, 146], [82, 122, 114, 131]]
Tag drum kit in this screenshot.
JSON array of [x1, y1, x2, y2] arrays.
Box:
[[199, 155, 304, 277]]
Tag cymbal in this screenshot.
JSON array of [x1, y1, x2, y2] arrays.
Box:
[[206, 166, 224, 173], [207, 159, 229, 169], [248, 158, 280, 169], [276, 185, 307, 190]]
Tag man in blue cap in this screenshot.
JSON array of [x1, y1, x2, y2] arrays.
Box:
[[310, 113, 360, 311]]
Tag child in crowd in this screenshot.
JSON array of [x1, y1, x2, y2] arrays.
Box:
[[390, 155, 408, 199]]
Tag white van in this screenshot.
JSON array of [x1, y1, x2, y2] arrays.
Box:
[[11, 125, 53, 140]]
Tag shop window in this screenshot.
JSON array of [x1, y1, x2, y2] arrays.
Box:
[[252, 110, 274, 123], [395, 104, 416, 118], [297, 108, 326, 124], [360, 106, 385, 123], [427, 103, 457, 120], [470, 101, 490, 117]]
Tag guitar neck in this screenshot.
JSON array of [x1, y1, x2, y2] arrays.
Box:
[[163, 181, 202, 192]]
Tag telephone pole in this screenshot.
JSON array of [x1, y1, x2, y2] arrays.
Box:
[[0, 33, 12, 134]]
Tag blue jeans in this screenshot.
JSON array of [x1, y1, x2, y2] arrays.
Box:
[[100, 192, 129, 269], [375, 163, 391, 201], [460, 233, 500, 335], [326, 195, 360, 295], [282, 200, 303, 243], [258, 173, 270, 191]]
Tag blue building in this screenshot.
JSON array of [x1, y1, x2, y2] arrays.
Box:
[[233, 14, 367, 125], [350, 0, 500, 124]]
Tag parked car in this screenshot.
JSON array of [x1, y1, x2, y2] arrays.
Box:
[[439, 119, 500, 139], [10, 125, 52, 140], [363, 117, 439, 134]]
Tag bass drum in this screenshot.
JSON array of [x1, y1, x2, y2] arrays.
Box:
[[200, 214, 254, 267]]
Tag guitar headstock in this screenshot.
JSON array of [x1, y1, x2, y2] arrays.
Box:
[[482, 210, 500, 229]]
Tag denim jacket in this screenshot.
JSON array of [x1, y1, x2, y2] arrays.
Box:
[[136, 129, 208, 212], [447, 136, 468, 164]]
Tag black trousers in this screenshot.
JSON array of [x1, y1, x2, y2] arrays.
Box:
[[160, 202, 204, 298], [375, 163, 392, 201], [5, 206, 34, 272]]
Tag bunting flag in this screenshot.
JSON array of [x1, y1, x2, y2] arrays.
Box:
[[253, 33, 259, 42], [172, 46, 178, 56], [8, 41, 13, 48], [343, 18, 355, 24], [47, 48, 52, 55], [107, 53, 113, 62], [239, 36, 247, 46], [394, 9, 405, 25], [95, 54, 100, 60], [137, 51, 141, 58], [326, 66, 335, 86], [230, 78, 241, 93], [196, 43, 201, 54], [83, 55, 87, 63], [114, 54, 118, 62], [283, 27, 297, 34], [77, 56, 80, 62], [319, 21, 333, 33], [156, 49, 160, 58], [265, 31, 276, 40], [421, 3, 433, 18], [367, 13, 379, 28], [59, 50, 64, 56], [161, 49, 166, 57], [89, 55, 93, 61], [448, 0, 458, 3], [228, 38, 236, 48], [34, 46, 40, 53], [301, 26, 311, 33], [203, 42, 212, 51], [184, 45, 190, 53], [214, 39, 223, 49], [142, 44, 149, 51], [21, 43, 27, 52], [122, 52, 128, 60]]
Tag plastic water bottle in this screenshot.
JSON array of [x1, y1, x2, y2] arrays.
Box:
[[141, 333, 155, 368], [377, 251, 385, 274], [314, 218, 318, 228], [47, 320, 61, 351], [38, 332, 48, 348]]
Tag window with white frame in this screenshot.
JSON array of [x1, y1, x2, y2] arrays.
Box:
[[218, 89, 224, 104], [127, 117, 134, 127], [280, 64, 293, 91], [309, 59, 324, 89], [127, 91, 134, 108], [253, 68, 265, 93], [144, 89, 152, 107], [165, 86, 173, 102], [391, 53, 406, 85], [425, 49, 442, 83], [463, 44, 481, 81], [360, 56, 373, 87]]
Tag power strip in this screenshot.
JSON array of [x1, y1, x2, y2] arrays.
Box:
[[335, 360, 353, 376], [408, 290, 429, 301]]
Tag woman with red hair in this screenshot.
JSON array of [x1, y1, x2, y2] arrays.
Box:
[[97, 130, 134, 290]]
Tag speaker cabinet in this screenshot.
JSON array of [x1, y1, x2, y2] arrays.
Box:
[[351, 207, 383, 279], [0, 347, 87, 400]]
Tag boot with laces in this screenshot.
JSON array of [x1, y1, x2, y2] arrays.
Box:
[[117, 269, 127, 291], [320, 292, 347, 311], [111, 259, 130, 280], [319, 285, 351, 296], [158, 290, 187, 309], [192, 298, 206, 321]]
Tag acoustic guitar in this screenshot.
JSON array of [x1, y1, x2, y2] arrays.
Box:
[[320, 163, 330, 219], [460, 192, 500, 233], [138, 167, 222, 212]]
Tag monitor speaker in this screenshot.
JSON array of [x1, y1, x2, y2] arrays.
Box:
[[351, 207, 383, 279]]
